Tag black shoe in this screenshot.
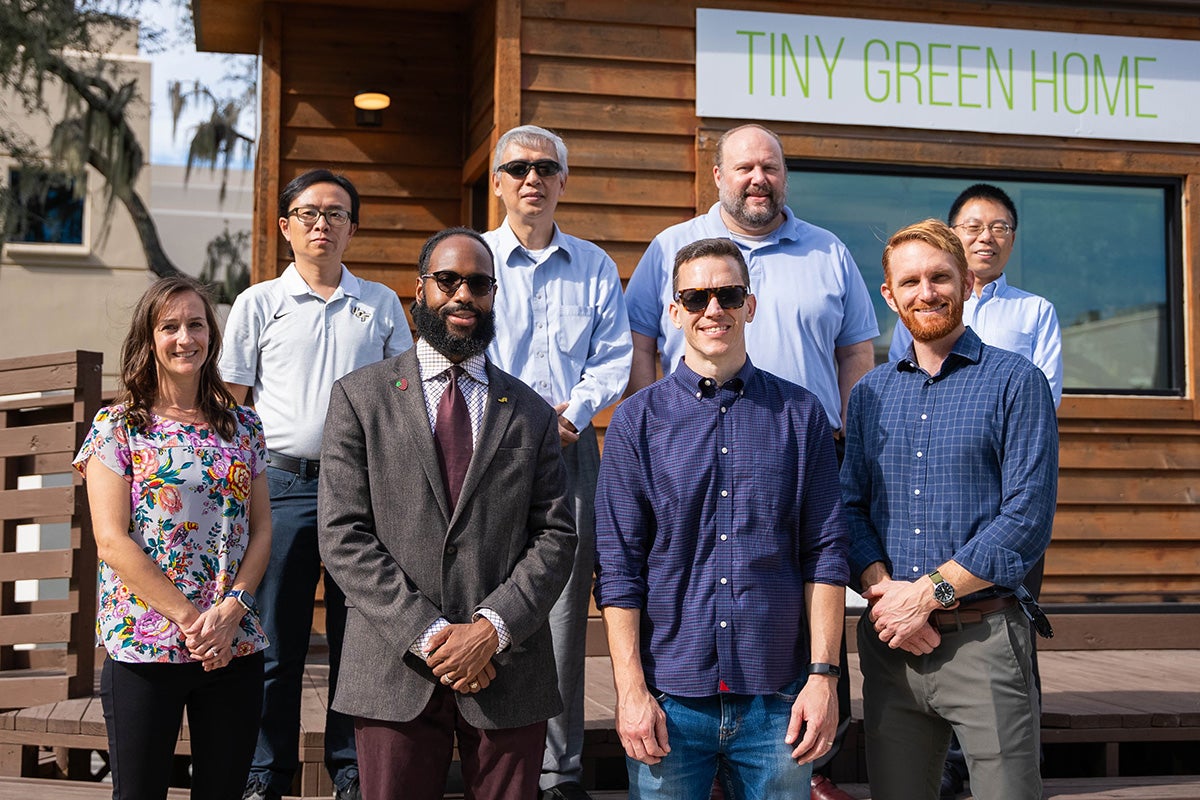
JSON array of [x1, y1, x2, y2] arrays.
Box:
[[335, 776, 362, 800], [242, 776, 282, 800], [541, 782, 593, 800], [940, 763, 965, 800]]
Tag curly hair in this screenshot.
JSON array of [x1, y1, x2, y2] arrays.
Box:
[[116, 276, 238, 441]]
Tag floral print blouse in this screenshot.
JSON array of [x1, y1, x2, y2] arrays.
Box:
[[73, 405, 270, 663]]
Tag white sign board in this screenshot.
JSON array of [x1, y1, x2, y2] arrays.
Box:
[[696, 9, 1200, 145]]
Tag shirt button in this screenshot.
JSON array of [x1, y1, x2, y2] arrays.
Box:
[[720, 534, 728, 541], [720, 407, 727, 413], [537, 352, 545, 359], [914, 528, 921, 535], [921, 413, 928, 420], [912, 566, 920, 573], [720, 621, 728, 628], [696, 392, 703, 399], [537, 323, 543, 329], [914, 489, 921, 496], [445, 545, 457, 555], [720, 577, 728, 585], [917, 451, 923, 458], [721, 447, 728, 454], [720, 489, 728, 497]]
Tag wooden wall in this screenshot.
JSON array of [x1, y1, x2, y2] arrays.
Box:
[[250, 0, 1200, 603]]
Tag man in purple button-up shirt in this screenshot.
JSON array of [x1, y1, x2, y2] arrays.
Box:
[[595, 238, 849, 799]]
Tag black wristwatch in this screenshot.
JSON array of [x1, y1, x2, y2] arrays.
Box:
[[807, 662, 841, 678], [227, 589, 257, 615], [928, 570, 956, 609]]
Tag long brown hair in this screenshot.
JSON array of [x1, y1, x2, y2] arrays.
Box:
[[117, 276, 239, 440]]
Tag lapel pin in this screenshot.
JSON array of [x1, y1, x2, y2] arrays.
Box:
[[498, 396, 509, 403], [395, 379, 408, 390]]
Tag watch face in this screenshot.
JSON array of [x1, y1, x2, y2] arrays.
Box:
[[933, 581, 955, 606]]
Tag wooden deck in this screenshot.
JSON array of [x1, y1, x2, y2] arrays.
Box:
[[0, 648, 1196, 795]]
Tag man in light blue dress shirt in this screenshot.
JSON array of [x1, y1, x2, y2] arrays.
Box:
[[483, 125, 633, 800], [889, 183, 1063, 409]]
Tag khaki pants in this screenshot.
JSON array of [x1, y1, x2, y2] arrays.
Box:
[[858, 605, 1043, 800]]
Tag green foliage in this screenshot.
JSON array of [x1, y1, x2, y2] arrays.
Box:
[[198, 226, 251, 305]]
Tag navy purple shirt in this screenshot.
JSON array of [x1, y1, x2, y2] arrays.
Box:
[[594, 358, 849, 697], [842, 327, 1058, 597]]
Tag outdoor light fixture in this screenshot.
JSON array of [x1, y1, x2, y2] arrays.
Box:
[[353, 91, 390, 127]]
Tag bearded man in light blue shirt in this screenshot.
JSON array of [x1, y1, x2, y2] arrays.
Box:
[[889, 183, 1063, 409], [483, 125, 632, 800]]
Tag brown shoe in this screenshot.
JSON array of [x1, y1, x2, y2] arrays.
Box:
[[811, 775, 857, 800]]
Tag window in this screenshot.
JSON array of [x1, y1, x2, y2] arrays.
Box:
[[6, 168, 86, 247], [786, 167, 1181, 394]]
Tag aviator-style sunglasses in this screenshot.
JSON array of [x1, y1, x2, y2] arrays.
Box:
[[673, 285, 750, 313], [495, 160, 563, 179], [421, 270, 497, 297]]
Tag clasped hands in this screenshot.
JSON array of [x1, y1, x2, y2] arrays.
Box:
[[183, 600, 241, 672], [426, 618, 499, 695], [864, 577, 947, 655]]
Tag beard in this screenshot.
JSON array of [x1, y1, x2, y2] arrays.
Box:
[[719, 180, 786, 230], [411, 297, 496, 360], [897, 297, 965, 343]]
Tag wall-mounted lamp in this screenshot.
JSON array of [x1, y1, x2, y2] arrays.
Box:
[[354, 91, 390, 127]]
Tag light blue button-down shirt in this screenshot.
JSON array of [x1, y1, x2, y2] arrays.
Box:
[[889, 274, 1063, 407], [625, 204, 879, 430], [484, 220, 632, 431]]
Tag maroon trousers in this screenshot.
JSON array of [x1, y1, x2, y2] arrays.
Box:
[[355, 685, 547, 800]]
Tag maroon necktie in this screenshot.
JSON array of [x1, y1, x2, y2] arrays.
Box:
[[434, 365, 473, 509]]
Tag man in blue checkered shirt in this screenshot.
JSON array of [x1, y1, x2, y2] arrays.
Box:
[[841, 219, 1058, 800]]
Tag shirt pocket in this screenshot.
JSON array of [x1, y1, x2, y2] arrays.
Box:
[[553, 305, 594, 361]]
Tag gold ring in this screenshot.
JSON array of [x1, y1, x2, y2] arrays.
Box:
[[469, 681, 480, 691]]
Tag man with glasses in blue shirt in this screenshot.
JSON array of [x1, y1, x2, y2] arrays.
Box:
[[843, 219, 1057, 800], [221, 169, 413, 800], [483, 125, 632, 800], [596, 238, 849, 799]]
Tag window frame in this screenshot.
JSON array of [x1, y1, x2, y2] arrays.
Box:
[[3, 166, 92, 259]]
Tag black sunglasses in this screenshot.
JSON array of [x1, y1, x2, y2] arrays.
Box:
[[495, 159, 563, 178], [421, 271, 497, 297], [673, 285, 750, 313]]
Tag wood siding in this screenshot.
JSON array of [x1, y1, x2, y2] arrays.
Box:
[[248, 0, 1200, 603]]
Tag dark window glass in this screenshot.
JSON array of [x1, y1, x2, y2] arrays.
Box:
[[787, 168, 1179, 394], [8, 168, 85, 246]]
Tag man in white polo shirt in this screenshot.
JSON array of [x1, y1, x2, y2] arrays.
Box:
[[220, 169, 413, 800]]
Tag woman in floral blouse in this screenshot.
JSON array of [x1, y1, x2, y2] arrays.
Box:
[[74, 275, 271, 800]]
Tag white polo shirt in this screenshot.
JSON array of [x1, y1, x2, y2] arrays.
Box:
[[219, 263, 413, 459]]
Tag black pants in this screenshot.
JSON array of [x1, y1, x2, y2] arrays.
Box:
[[101, 652, 265, 800]]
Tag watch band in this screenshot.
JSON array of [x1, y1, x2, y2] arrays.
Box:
[[808, 662, 841, 678], [227, 589, 256, 614]]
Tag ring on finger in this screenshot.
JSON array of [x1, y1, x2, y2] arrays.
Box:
[[441, 674, 453, 685], [468, 681, 480, 691]]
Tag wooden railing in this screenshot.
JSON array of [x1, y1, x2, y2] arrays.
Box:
[[0, 352, 102, 710]]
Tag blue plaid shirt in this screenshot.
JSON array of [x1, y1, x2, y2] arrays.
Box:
[[595, 358, 849, 697], [841, 328, 1058, 597]]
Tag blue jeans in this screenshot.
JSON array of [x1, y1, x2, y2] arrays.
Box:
[[249, 467, 357, 793], [627, 679, 813, 800]]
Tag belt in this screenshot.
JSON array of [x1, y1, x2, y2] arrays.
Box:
[[267, 450, 320, 479], [932, 596, 1016, 633]]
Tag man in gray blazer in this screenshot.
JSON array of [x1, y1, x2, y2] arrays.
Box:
[[318, 227, 577, 800]]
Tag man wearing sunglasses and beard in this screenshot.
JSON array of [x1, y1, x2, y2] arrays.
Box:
[[595, 238, 849, 800], [318, 227, 577, 800], [483, 125, 632, 800]]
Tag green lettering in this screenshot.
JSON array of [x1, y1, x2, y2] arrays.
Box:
[[863, 39, 890, 103], [1030, 50, 1058, 112], [737, 30, 765, 94], [986, 48, 1014, 109], [770, 33, 777, 96], [928, 43, 952, 107], [1134, 56, 1157, 118], [896, 40, 922, 104], [817, 36, 845, 100], [957, 45, 982, 109], [1062, 52, 1089, 114], [780, 33, 811, 98], [1093, 55, 1129, 116]]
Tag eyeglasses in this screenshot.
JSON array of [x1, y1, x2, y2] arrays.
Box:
[[673, 285, 750, 313], [953, 221, 1014, 238], [287, 207, 352, 227], [495, 160, 563, 179], [421, 270, 497, 296]]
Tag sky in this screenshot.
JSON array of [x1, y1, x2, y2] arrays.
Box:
[[138, 0, 258, 166]]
